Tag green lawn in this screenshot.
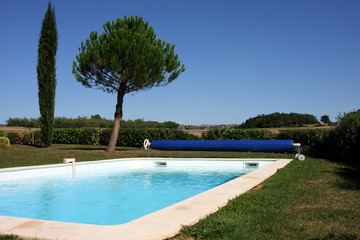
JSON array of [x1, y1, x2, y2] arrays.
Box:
[[172, 158, 360, 240], [0, 144, 290, 169], [1, 144, 359, 240]]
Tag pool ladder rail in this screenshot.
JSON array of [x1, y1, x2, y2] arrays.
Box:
[[63, 158, 76, 173], [143, 139, 151, 157]]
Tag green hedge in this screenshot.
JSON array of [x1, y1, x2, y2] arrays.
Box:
[[275, 109, 360, 163], [276, 129, 326, 154], [332, 110, 360, 161], [27, 128, 199, 147], [44, 128, 104, 145], [34, 131, 42, 145], [52, 129, 81, 144], [79, 128, 104, 145], [100, 128, 199, 148], [222, 129, 276, 140], [201, 129, 275, 140], [5, 110, 360, 163]]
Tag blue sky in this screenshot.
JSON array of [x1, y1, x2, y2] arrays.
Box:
[[1, 0, 359, 125]]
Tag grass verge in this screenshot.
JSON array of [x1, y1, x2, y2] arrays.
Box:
[[1, 145, 359, 240], [0, 144, 290, 169], [171, 158, 360, 240]]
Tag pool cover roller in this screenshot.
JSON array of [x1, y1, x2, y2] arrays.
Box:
[[150, 140, 294, 152]]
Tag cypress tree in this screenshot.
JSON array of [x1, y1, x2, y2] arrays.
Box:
[[37, 3, 58, 147]]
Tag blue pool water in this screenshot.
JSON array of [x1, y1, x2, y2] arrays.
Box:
[[0, 159, 265, 225]]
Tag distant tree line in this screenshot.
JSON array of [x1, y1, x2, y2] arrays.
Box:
[[6, 115, 179, 129], [6, 110, 360, 164], [238, 112, 319, 128]]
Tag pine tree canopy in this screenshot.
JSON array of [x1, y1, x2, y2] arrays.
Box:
[[72, 15, 185, 94], [72, 15, 185, 152]]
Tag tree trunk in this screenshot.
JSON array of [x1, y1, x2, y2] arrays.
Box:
[[106, 91, 125, 152]]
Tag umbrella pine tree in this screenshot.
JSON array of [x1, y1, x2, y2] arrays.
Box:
[[73, 16, 185, 152]]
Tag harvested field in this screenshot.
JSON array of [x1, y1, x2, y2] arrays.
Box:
[[263, 124, 334, 133], [185, 130, 206, 137], [185, 124, 334, 136], [0, 126, 40, 134]]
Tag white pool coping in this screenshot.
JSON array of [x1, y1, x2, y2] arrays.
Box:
[[0, 158, 292, 240]]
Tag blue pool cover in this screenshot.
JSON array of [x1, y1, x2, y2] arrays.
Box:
[[151, 140, 294, 152]]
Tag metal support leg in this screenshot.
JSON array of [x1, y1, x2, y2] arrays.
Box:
[[293, 143, 305, 161]]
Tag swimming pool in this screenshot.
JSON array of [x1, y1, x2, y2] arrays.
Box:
[[0, 158, 273, 225], [0, 158, 292, 240]]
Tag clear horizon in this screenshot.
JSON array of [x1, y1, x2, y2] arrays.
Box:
[[1, 0, 359, 125]]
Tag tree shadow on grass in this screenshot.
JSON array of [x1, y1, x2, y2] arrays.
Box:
[[334, 162, 360, 191], [309, 233, 359, 240], [55, 147, 140, 151], [33, 145, 44, 149], [56, 147, 107, 151], [15, 144, 44, 149]]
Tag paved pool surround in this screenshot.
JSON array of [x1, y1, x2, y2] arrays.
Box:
[[0, 158, 292, 240]]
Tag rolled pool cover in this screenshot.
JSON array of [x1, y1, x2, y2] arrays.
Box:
[[151, 140, 294, 152]]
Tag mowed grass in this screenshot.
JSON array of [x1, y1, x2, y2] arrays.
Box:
[[0, 144, 291, 169], [171, 157, 360, 240], [0, 144, 146, 168], [1, 145, 359, 240]]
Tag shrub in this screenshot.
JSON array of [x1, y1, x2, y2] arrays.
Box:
[[34, 128, 197, 147], [79, 128, 104, 145], [315, 128, 338, 158], [100, 128, 199, 147], [276, 110, 360, 162], [21, 132, 33, 145], [33, 131, 42, 145], [5, 132, 35, 145], [201, 128, 227, 140], [0, 130, 5, 137], [222, 129, 276, 140], [6, 132, 22, 144], [332, 110, 360, 161], [276, 129, 326, 154], [0, 137, 10, 149], [52, 129, 81, 144], [202, 129, 275, 140]]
